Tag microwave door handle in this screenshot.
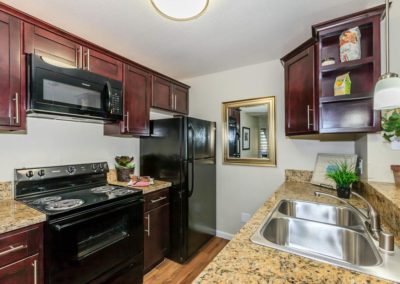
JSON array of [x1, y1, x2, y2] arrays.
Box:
[[104, 81, 112, 113]]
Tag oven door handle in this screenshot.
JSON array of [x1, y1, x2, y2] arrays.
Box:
[[51, 202, 136, 232]]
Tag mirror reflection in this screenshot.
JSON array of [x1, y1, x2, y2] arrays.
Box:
[[223, 97, 276, 166]]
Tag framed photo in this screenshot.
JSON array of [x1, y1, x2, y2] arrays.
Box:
[[242, 127, 250, 150]]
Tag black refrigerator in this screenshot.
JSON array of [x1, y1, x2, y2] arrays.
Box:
[[140, 116, 216, 264]]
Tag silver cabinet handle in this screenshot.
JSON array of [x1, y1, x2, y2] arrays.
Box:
[[307, 105, 313, 130], [150, 196, 167, 204], [174, 94, 177, 110], [84, 49, 90, 70], [13, 92, 19, 125], [32, 259, 38, 284], [171, 93, 174, 109], [125, 112, 130, 132], [144, 213, 150, 237], [0, 244, 26, 256]]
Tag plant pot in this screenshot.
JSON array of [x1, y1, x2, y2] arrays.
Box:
[[336, 185, 351, 199], [391, 165, 400, 187], [116, 167, 134, 182]]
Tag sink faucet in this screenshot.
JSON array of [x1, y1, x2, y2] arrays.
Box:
[[314, 191, 381, 240]]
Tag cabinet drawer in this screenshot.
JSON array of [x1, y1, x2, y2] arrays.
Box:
[[0, 224, 42, 268], [144, 189, 169, 212]]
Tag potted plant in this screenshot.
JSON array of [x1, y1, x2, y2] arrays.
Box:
[[326, 160, 359, 199], [115, 156, 135, 182], [382, 110, 400, 150]]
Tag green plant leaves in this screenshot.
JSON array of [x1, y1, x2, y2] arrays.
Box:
[[382, 110, 400, 142], [325, 160, 358, 188], [115, 156, 135, 169]]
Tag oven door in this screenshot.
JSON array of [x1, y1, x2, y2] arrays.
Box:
[[45, 198, 143, 284]]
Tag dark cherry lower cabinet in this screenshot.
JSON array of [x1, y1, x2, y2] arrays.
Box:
[[104, 64, 151, 136], [0, 223, 43, 284], [152, 76, 189, 115], [282, 39, 318, 136], [143, 189, 170, 273], [0, 11, 25, 131]]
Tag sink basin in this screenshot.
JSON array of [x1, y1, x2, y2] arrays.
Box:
[[277, 199, 365, 231], [263, 217, 380, 266], [251, 199, 400, 282]]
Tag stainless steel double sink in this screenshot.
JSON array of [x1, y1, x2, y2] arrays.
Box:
[[251, 199, 400, 282]]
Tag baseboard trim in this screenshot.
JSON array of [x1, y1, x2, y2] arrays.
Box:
[[216, 230, 234, 240]]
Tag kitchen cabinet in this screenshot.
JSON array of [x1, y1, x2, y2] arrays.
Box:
[[0, 11, 25, 131], [143, 188, 170, 273], [282, 5, 384, 136], [24, 24, 123, 81], [282, 39, 318, 136], [24, 23, 82, 68], [104, 64, 151, 136], [82, 47, 123, 81], [0, 223, 43, 284], [152, 76, 189, 115]]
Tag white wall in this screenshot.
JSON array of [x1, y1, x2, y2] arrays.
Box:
[[183, 60, 355, 236], [0, 118, 139, 182], [356, 1, 400, 183]]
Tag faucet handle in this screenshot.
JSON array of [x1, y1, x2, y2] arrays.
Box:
[[379, 231, 395, 253]]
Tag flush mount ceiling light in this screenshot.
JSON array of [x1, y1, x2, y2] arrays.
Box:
[[374, 0, 400, 110], [151, 0, 209, 21]]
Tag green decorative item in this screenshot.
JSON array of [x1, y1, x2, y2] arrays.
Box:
[[325, 160, 359, 199], [381, 110, 400, 150], [115, 156, 135, 182]]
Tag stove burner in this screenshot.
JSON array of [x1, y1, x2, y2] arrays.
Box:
[[108, 188, 132, 196], [91, 185, 119, 194], [45, 199, 85, 211], [32, 196, 62, 205]]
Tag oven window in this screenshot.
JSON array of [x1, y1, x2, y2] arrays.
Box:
[[43, 79, 101, 109], [77, 215, 130, 260]]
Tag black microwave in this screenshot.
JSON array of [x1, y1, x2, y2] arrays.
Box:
[[27, 54, 123, 122]]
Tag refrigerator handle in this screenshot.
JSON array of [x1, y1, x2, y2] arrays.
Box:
[[188, 123, 195, 197]]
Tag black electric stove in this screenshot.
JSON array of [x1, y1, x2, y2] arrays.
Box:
[[14, 162, 144, 284]]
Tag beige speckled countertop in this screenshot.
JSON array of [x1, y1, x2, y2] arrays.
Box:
[[0, 199, 46, 234], [194, 182, 397, 284], [107, 170, 172, 194]]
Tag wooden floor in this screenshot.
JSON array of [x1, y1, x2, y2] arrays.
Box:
[[144, 237, 229, 284]]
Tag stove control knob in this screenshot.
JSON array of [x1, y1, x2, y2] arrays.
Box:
[[98, 163, 104, 170], [66, 166, 76, 175], [38, 169, 45, 177], [91, 163, 98, 171], [26, 170, 34, 179]]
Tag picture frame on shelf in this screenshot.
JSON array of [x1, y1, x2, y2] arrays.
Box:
[[242, 127, 250, 150]]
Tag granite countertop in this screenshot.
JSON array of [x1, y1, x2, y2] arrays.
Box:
[[0, 199, 46, 234], [194, 181, 397, 284], [107, 170, 172, 195]]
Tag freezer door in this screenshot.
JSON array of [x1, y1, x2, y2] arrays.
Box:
[[187, 158, 216, 260], [187, 117, 216, 160]]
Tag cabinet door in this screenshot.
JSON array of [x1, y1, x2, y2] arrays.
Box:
[[284, 44, 317, 135], [0, 11, 24, 130], [83, 48, 123, 81], [24, 23, 81, 68], [143, 203, 170, 273], [152, 76, 173, 111], [173, 85, 189, 114], [123, 64, 151, 135], [0, 254, 41, 284]]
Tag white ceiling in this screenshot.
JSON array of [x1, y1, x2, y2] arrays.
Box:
[[2, 0, 382, 79]]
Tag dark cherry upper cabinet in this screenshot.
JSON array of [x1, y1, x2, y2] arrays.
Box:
[[312, 6, 384, 133], [282, 39, 318, 136], [24, 23, 82, 68], [104, 64, 151, 136], [0, 11, 25, 131], [152, 76, 189, 115], [82, 47, 123, 81]]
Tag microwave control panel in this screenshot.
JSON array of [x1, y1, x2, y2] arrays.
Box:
[[110, 91, 123, 115]]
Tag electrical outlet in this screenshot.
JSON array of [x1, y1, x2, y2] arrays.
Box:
[[241, 212, 251, 223]]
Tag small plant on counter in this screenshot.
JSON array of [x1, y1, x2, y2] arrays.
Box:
[[325, 160, 358, 199], [115, 156, 135, 182], [382, 110, 400, 150]]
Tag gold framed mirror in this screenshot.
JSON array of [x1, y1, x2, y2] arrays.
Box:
[[222, 97, 276, 166]]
